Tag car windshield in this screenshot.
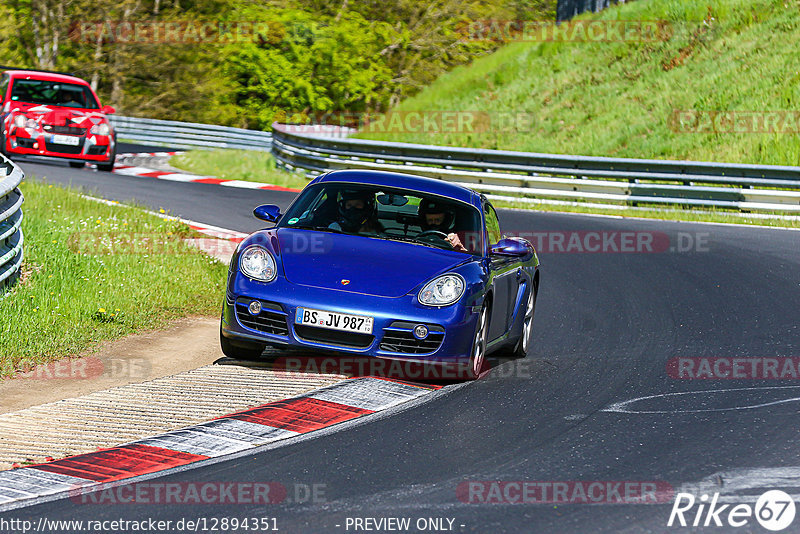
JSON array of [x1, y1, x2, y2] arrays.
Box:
[[9, 79, 99, 109], [278, 182, 484, 254]]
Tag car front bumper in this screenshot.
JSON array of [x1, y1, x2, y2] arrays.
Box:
[[220, 273, 482, 368], [4, 127, 114, 162]]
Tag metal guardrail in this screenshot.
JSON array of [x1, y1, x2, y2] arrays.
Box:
[[271, 123, 800, 213], [109, 116, 272, 151], [0, 155, 24, 289]]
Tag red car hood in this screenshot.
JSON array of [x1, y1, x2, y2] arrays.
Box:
[[5, 102, 108, 128]]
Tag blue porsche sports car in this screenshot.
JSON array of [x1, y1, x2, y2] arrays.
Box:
[[220, 169, 539, 379]]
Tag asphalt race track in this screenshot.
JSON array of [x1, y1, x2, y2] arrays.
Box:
[[4, 146, 800, 533]]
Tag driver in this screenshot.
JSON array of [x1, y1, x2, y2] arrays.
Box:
[[418, 199, 467, 252], [329, 190, 383, 234], [57, 90, 80, 107]]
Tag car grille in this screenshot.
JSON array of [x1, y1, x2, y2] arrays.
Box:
[[234, 299, 289, 336], [380, 321, 445, 354], [294, 325, 374, 349], [43, 142, 83, 155], [14, 138, 35, 149], [46, 125, 87, 136]]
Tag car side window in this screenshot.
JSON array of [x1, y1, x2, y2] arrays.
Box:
[[484, 203, 501, 245]]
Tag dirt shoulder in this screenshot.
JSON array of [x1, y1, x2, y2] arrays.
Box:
[[0, 316, 222, 414]]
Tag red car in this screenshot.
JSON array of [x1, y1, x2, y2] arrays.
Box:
[[0, 67, 116, 171]]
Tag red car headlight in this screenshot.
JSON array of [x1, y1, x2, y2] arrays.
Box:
[[90, 123, 111, 136], [13, 115, 37, 130]]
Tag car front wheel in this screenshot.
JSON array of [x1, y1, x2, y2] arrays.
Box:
[[465, 304, 489, 380], [97, 148, 115, 172], [0, 130, 9, 159], [219, 328, 266, 361]]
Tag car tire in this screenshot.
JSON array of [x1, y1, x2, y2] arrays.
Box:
[[508, 286, 536, 358], [0, 129, 9, 159], [219, 327, 266, 361], [96, 148, 115, 172], [69, 161, 85, 168], [465, 304, 489, 380]]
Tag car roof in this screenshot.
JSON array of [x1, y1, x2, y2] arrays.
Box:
[[5, 70, 89, 85], [314, 170, 481, 207]]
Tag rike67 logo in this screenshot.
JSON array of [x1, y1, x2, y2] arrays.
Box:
[[668, 490, 796, 531]]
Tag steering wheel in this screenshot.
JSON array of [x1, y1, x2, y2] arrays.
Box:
[[416, 230, 448, 240]]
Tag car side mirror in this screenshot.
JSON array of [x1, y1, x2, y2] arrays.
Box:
[[490, 237, 530, 257], [101, 105, 116, 114], [254, 204, 282, 223]]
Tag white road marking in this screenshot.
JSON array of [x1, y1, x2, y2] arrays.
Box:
[[677, 466, 800, 503], [602, 385, 800, 414]]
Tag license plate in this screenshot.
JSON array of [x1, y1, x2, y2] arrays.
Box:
[[295, 307, 374, 334], [50, 134, 81, 146]]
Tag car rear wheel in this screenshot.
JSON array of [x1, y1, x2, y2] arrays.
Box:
[[512, 287, 536, 358], [69, 161, 85, 168], [219, 328, 266, 361], [465, 305, 489, 380]]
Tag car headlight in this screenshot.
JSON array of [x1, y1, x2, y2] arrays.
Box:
[[14, 116, 38, 130], [418, 274, 465, 306], [239, 245, 277, 282], [90, 123, 111, 136]]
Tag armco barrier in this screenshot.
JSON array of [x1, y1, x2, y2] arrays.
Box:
[[0, 155, 24, 289], [270, 123, 800, 213], [109, 115, 272, 151]]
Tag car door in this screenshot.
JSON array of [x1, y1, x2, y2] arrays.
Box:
[[484, 201, 518, 341]]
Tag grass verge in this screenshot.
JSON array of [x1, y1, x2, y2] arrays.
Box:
[[355, 0, 800, 167], [170, 149, 310, 190], [0, 178, 228, 378]]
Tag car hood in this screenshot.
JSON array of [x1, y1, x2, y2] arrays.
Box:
[[277, 228, 470, 298], [6, 102, 108, 127]]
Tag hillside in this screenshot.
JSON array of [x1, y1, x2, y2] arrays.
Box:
[[358, 0, 800, 166]]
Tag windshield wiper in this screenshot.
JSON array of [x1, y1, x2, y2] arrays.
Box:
[[290, 225, 344, 234], [384, 235, 448, 250]]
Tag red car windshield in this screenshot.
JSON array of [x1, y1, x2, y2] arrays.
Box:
[[9, 79, 99, 109]]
